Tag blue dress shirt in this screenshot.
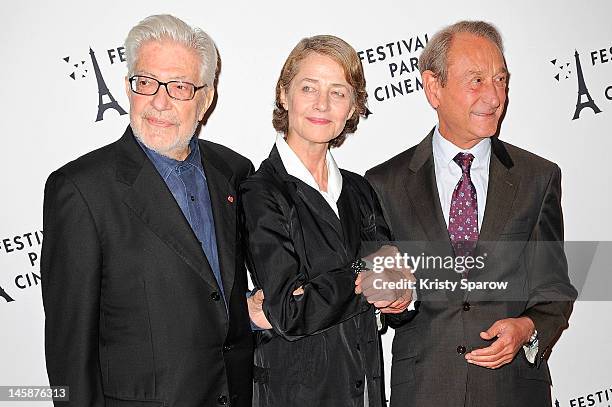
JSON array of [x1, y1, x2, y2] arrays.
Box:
[[138, 137, 225, 300]]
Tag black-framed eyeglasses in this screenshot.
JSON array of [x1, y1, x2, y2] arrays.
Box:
[[128, 75, 207, 101]]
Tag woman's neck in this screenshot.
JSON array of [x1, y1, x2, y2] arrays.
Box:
[[285, 134, 329, 192]]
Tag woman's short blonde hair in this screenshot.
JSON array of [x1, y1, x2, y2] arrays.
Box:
[[272, 35, 367, 148]]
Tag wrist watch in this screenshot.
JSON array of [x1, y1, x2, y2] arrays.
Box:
[[525, 329, 539, 348]]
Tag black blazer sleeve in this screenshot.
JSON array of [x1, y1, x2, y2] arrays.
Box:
[[41, 171, 104, 407], [521, 165, 577, 364], [240, 179, 370, 341]]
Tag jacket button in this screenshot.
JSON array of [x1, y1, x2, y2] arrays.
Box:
[[223, 344, 233, 352], [355, 380, 363, 388], [462, 302, 471, 311], [211, 292, 221, 301], [457, 345, 466, 354], [217, 394, 228, 405]]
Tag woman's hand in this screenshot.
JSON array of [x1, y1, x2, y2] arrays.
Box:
[[247, 290, 273, 329], [355, 245, 415, 313]]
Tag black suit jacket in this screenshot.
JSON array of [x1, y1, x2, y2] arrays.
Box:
[[366, 130, 577, 407], [239, 146, 390, 407], [41, 126, 254, 407]]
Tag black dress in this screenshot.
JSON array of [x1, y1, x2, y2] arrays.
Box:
[[240, 145, 392, 407]]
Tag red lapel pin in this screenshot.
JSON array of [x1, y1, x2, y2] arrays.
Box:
[[227, 195, 234, 203]]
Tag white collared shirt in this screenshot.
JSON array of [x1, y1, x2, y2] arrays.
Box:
[[432, 125, 492, 231], [275, 134, 343, 218]]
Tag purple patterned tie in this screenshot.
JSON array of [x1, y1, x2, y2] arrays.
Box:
[[448, 153, 479, 271]]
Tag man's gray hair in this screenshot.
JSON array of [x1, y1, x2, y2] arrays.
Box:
[[125, 14, 218, 87], [419, 20, 504, 86]]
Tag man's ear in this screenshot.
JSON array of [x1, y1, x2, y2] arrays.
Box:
[[125, 76, 132, 100], [198, 87, 215, 121], [422, 70, 441, 109]]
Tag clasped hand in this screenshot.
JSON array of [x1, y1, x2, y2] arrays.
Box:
[[354, 245, 415, 314]]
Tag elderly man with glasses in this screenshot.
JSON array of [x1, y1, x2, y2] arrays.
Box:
[[41, 14, 260, 407]]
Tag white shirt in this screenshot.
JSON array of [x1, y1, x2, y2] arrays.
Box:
[[275, 134, 343, 217], [432, 125, 491, 230]]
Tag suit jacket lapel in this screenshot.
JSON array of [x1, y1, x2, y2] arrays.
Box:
[[475, 137, 519, 254], [199, 141, 238, 302], [268, 145, 345, 240], [408, 131, 458, 300], [406, 130, 453, 247], [117, 127, 221, 293], [296, 186, 344, 238]]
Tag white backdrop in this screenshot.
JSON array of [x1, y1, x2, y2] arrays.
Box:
[[1, 0, 611, 406]]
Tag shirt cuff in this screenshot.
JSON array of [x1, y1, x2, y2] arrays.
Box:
[[523, 340, 539, 364], [407, 288, 417, 311]]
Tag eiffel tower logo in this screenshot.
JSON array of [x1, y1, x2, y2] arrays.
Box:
[[0, 284, 15, 303], [572, 50, 602, 120], [89, 47, 127, 122]]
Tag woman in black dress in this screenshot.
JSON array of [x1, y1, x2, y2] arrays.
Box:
[[241, 35, 410, 407]]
